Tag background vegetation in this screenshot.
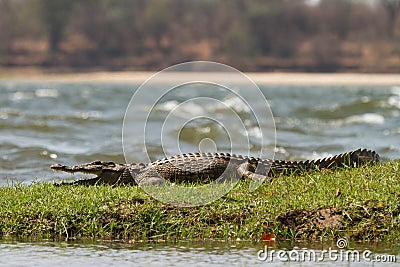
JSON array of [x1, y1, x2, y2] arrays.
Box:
[[0, 0, 400, 72]]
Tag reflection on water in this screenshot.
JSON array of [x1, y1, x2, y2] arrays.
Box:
[[0, 239, 398, 267]]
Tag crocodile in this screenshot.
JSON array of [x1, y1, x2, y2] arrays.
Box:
[[51, 148, 380, 186]]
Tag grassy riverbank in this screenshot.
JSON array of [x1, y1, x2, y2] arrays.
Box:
[[0, 161, 399, 242]]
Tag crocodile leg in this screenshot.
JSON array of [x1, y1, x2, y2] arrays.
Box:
[[237, 162, 269, 182]]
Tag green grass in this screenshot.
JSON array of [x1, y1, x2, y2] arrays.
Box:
[[0, 161, 399, 242]]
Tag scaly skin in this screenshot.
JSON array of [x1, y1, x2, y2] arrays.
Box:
[[51, 148, 380, 186]]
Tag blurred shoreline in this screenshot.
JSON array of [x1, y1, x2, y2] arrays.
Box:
[[1, 68, 400, 86]]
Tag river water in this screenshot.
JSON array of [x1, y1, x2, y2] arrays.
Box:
[[0, 79, 399, 265], [0, 239, 398, 267]]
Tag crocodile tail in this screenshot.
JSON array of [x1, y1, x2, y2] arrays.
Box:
[[270, 148, 380, 176]]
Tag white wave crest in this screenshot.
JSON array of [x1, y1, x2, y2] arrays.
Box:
[[9, 91, 34, 101], [154, 97, 251, 118], [345, 113, 385, 125], [218, 96, 251, 113], [155, 100, 179, 111], [35, 89, 59, 98]]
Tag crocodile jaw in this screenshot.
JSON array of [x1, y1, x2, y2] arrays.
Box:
[[51, 164, 102, 176], [50, 161, 123, 176]]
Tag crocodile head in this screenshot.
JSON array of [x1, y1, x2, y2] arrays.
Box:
[[51, 161, 148, 185], [51, 161, 126, 175]]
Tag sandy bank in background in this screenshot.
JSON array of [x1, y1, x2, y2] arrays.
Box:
[[1, 69, 400, 86]]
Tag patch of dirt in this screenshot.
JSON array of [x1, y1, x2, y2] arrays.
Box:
[[276, 200, 398, 240], [277, 207, 343, 238]]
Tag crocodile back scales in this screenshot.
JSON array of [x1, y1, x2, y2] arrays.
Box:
[[131, 149, 380, 183]]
